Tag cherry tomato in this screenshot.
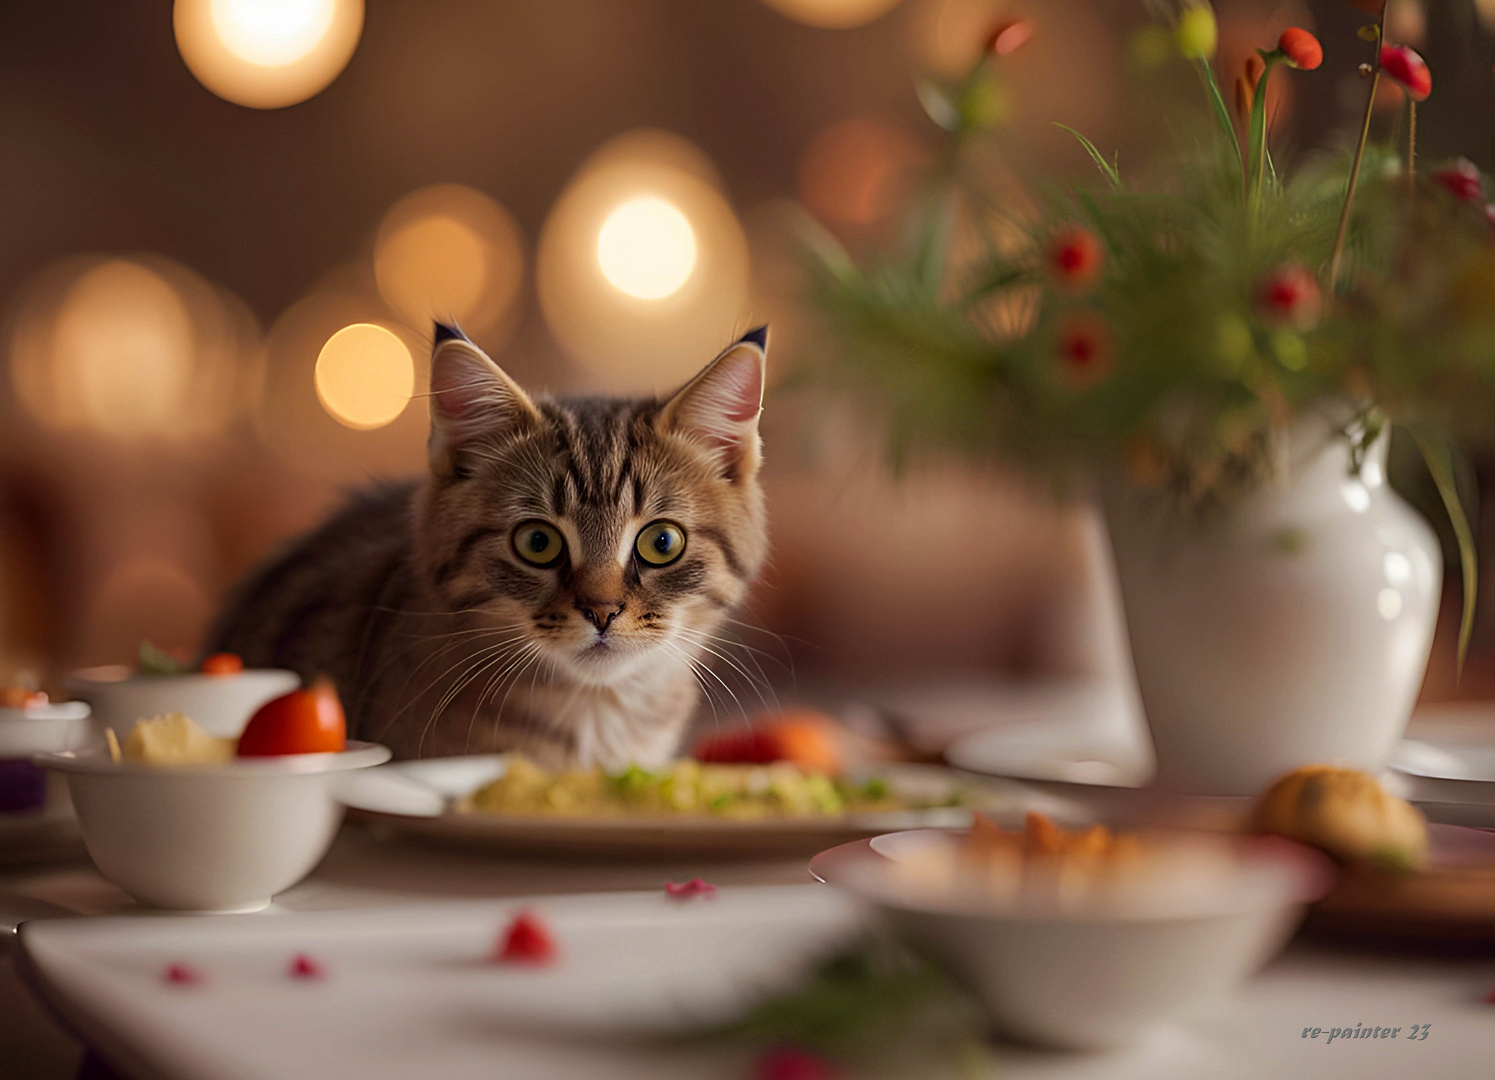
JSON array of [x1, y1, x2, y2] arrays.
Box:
[[236, 677, 346, 757], [692, 708, 842, 775], [200, 653, 244, 677]]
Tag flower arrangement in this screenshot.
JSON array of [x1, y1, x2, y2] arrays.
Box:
[[808, 1, 1495, 657]]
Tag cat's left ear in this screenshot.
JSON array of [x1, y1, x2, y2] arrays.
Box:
[[660, 326, 767, 483]]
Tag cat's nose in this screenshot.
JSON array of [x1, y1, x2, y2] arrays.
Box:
[[577, 599, 624, 633]]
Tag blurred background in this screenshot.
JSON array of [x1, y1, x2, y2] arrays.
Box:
[[2, 0, 1495, 711]]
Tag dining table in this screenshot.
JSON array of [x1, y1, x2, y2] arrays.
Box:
[[2, 810, 1493, 1080]]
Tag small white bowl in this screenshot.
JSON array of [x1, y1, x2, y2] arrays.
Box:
[[34, 742, 390, 912], [812, 828, 1331, 1050], [0, 701, 95, 757], [65, 666, 300, 740], [1, 701, 95, 819]]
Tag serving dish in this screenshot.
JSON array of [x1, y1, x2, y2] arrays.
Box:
[[812, 827, 1331, 1050], [65, 665, 299, 741], [35, 742, 390, 912], [357, 754, 1082, 859]]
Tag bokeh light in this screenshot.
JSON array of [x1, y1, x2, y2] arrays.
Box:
[[798, 117, 928, 228], [373, 184, 526, 342], [6, 255, 261, 440], [596, 197, 698, 300], [536, 130, 753, 394], [174, 0, 364, 109], [758, 0, 903, 29], [252, 267, 430, 481], [314, 322, 414, 430]]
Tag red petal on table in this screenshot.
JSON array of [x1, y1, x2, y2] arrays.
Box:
[[665, 877, 718, 899], [754, 1047, 840, 1080], [289, 953, 324, 979], [493, 910, 558, 965], [163, 962, 204, 986]]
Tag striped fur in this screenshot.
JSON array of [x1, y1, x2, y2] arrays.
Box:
[[206, 328, 769, 767]]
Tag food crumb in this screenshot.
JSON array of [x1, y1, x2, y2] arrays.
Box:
[[163, 962, 203, 986], [665, 877, 717, 899], [492, 910, 557, 965], [289, 953, 323, 979]]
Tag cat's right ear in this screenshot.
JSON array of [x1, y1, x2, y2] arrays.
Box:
[[427, 323, 539, 479]]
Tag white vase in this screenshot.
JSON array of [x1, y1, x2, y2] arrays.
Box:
[[1104, 415, 1442, 796]]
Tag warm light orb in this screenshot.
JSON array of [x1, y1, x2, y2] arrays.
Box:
[[758, 0, 903, 29], [210, 0, 335, 66], [174, 0, 363, 109], [535, 130, 753, 393], [373, 184, 526, 340], [596, 197, 698, 300], [314, 322, 414, 430]]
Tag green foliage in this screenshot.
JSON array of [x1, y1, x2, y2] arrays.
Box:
[[681, 935, 981, 1055]]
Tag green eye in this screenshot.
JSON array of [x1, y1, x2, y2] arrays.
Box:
[[512, 521, 565, 567], [635, 520, 686, 566]]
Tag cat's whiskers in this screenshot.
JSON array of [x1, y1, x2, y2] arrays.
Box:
[[466, 641, 543, 753], [668, 626, 779, 716], [369, 628, 529, 746], [420, 637, 536, 756]]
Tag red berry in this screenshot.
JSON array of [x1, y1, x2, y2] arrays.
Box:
[[1055, 311, 1114, 386], [1047, 226, 1105, 292], [493, 911, 557, 965], [1380, 44, 1431, 101], [1255, 263, 1322, 332], [289, 953, 323, 979], [1433, 159, 1484, 204], [1278, 28, 1322, 71]]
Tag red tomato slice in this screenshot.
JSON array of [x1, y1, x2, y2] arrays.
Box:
[[236, 677, 346, 757]]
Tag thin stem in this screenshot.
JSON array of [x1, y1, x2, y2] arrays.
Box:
[[1328, 11, 1388, 293], [1406, 99, 1417, 199]]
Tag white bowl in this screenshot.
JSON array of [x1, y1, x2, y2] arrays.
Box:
[[812, 828, 1331, 1050], [34, 742, 390, 912], [1, 702, 96, 819], [65, 666, 300, 740], [0, 701, 95, 757]]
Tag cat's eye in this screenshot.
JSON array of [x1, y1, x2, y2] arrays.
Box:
[[635, 520, 686, 566], [512, 521, 565, 567]]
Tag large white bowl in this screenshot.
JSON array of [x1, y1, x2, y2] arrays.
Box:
[[812, 828, 1331, 1050], [65, 666, 300, 740], [34, 742, 390, 912]]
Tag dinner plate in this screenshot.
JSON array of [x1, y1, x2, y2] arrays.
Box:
[[18, 885, 864, 1080], [948, 705, 1495, 830], [356, 755, 1081, 859]]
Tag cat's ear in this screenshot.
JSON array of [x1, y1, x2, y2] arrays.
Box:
[[427, 322, 540, 478], [659, 326, 767, 483]]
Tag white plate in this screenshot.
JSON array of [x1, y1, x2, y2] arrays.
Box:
[[359, 755, 1080, 858], [947, 706, 1495, 830], [17, 885, 862, 1080]]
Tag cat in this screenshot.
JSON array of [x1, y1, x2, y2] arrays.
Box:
[[205, 323, 769, 769]]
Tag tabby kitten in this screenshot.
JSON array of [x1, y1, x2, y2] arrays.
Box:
[[206, 324, 769, 768]]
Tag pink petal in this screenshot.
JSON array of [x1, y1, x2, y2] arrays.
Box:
[[665, 877, 718, 899]]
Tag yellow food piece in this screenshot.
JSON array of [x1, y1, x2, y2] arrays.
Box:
[[123, 713, 237, 766], [466, 754, 904, 819], [1251, 765, 1428, 870]]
